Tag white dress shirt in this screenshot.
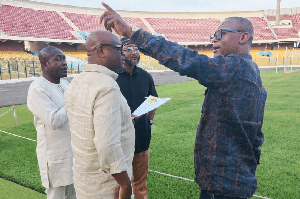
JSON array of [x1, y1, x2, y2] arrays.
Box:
[[64, 64, 135, 199], [27, 77, 73, 189]]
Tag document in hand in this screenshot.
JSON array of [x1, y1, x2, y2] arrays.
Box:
[[132, 95, 171, 117]]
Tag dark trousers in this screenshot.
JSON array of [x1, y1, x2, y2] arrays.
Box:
[[200, 190, 247, 199]]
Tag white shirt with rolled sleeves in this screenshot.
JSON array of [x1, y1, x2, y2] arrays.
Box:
[[64, 64, 135, 199], [27, 77, 73, 189]]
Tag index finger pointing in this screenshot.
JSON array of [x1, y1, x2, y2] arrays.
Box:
[[102, 2, 115, 12]]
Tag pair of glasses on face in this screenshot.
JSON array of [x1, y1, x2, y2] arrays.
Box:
[[123, 46, 139, 53], [94, 44, 123, 54], [210, 29, 245, 42]]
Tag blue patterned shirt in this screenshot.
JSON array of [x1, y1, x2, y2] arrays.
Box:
[[131, 29, 267, 198]]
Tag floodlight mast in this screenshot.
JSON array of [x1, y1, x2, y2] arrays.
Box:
[[275, 0, 281, 26]]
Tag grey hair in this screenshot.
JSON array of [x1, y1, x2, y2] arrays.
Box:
[[223, 17, 254, 44]]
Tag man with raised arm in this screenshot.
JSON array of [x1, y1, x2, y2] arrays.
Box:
[[64, 30, 135, 199], [27, 46, 76, 199], [100, 3, 267, 199]]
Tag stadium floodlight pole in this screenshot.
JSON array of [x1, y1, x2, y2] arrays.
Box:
[[276, 0, 281, 26]]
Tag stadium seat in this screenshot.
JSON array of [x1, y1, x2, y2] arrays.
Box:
[[144, 18, 221, 42], [0, 5, 76, 40], [267, 14, 300, 39]]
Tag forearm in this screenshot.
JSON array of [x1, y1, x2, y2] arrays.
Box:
[[49, 106, 68, 128], [131, 29, 203, 80], [112, 171, 131, 187], [27, 87, 68, 129]]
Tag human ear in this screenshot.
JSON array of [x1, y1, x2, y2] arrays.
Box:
[[41, 60, 48, 68], [96, 46, 106, 58], [240, 32, 250, 44]]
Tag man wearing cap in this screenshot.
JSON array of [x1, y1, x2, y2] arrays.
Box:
[[116, 37, 158, 199]]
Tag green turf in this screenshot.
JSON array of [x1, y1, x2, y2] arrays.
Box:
[[0, 69, 299, 198], [0, 178, 46, 199]]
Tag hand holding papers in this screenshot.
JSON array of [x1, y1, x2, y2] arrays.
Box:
[[132, 96, 171, 117]]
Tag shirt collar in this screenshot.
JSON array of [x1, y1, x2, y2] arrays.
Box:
[[83, 64, 118, 80], [241, 54, 252, 60], [119, 65, 139, 75]]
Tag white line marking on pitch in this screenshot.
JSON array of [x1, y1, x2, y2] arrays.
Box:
[[0, 129, 271, 199], [0, 108, 13, 117], [148, 169, 194, 182], [148, 170, 271, 199], [0, 129, 37, 142]]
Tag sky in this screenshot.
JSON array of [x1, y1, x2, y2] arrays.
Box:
[[32, 0, 300, 13]]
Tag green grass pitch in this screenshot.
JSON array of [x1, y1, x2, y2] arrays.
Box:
[[0, 69, 299, 198]]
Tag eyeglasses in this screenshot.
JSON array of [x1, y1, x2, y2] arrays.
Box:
[[94, 44, 123, 54], [210, 29, 245, 42], [123, 46, 139, 53]]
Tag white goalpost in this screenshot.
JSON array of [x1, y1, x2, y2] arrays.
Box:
[[284, 47, 300, 73]]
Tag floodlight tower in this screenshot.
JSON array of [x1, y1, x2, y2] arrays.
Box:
[[275, 0, 281, 26]]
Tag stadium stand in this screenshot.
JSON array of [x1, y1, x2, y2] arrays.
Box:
[[64, 52, 87, 61], [0, 51, 37, 60], [0, 0, 299, 80], [0, 4, 76, 40], [267, 14, 300, 39], [246, 17, 276, 41], [62, 12, 151, 34], [62, 12, 105, 33], [144, 18, 221, 42]]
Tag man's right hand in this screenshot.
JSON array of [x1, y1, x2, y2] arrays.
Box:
[[100, 2, 132, 38], [112, 171, 132, 199]]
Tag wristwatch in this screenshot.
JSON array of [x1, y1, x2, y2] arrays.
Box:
[[149, 119, 154, 125], [131, 26, 140, 38]]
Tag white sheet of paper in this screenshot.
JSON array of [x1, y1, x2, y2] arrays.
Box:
[[132, 96, 171, 117]]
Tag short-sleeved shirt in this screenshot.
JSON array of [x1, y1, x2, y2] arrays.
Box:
[[117, 65, 158, 154]]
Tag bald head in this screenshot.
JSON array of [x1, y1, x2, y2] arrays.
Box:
[[86, 30, 120, 49], [85, 30, 124, 72], [221, 17, 254, 45]]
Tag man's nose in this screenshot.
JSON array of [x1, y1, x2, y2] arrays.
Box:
[[211, 36, 218, 43], [130, 49, 138, 54], [62, 59, 67, 66]]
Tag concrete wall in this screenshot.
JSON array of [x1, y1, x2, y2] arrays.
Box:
[[50, 43, 77, 52], [264, 7, 300, 16], [0, 40, 24, 51]]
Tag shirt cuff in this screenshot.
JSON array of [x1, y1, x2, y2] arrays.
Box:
[[104, 156, 128, 175]]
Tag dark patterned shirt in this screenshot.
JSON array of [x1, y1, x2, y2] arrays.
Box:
[[131, 29, 267, 198]]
